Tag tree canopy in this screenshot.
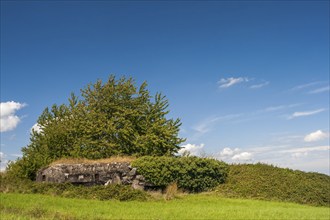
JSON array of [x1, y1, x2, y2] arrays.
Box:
[[9, 75, 185, 179]]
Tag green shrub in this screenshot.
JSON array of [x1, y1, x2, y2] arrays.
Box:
[[132, 156, 228, 192]]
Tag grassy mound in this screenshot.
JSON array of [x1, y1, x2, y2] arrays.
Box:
[[216, 163, 330, 206]]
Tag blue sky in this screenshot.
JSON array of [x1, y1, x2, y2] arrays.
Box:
[[1, 1, 329, 174]]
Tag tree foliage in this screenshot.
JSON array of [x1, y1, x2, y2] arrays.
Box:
[[8, 75, 185, 179]]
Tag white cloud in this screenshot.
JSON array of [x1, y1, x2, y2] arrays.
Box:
[[178, 143, 205, 156], [219, 147, 240, 157], [231, 152, 253, 161], [218, 147, 253, 162], [287, 108, 325, 119], [0, 101, 26, 132], [31, 123, 43, 134], [304, 130, 328, 142], [308, 86, 330, 94], [0, 101, 25, 117], [218, 77, 249, 88], [249, 81, 269, 89]]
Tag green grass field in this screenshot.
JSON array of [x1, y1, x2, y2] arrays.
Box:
[[1, 193, 329, 220]]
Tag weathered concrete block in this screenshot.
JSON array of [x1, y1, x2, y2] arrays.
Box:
[[36, 162, 149, 190]]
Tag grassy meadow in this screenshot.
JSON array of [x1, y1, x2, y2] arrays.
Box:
[[1, 193, 330, 220]]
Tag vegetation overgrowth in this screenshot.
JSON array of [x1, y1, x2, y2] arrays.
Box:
[[2, 159, 329, 207], [1, 193, 329, 220], [216, 163, 330, 206], [0, 174, 148, 201], [49, 156, 136, 165], [132, 156, 228, 192], [7, 75, 185, 180]]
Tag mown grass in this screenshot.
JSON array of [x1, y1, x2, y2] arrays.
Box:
[[1, 193, 329, 220], [216, 163, 330, 206]]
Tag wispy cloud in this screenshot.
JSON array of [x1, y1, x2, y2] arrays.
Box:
[[304, 130, 329, 142], [218, 77, 249, 88], [249, 81, 269, 89], [240, 144, 330, 158], [193, 114, 242, 134], [192, 103, 302, 136], [217, 77, 270, 90], [263, 103, 301, 112], [289, 81, 329, 95], [256, 145, 330, 174], [290, 81, 325, 91], [0, 101, 27, 132], [279, 145, 330, 154], [264, 105, 288, 112], [287, 108, 326, 119], [269, 134, 304, 145], [308, 85, 330, 94]]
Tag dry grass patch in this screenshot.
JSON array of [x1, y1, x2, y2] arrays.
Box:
[[164, 182, 178, 200], [50, 156, 136, 165]]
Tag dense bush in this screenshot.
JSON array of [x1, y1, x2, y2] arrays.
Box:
[[132, 156, 228, 192], [0, 173, 147, 201], [216, 163, 330, 206]]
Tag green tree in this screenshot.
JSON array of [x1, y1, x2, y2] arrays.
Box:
[[8, 75, 185, 180]]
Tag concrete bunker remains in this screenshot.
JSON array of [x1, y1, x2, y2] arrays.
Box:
[[36, 162, 148, 190]]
